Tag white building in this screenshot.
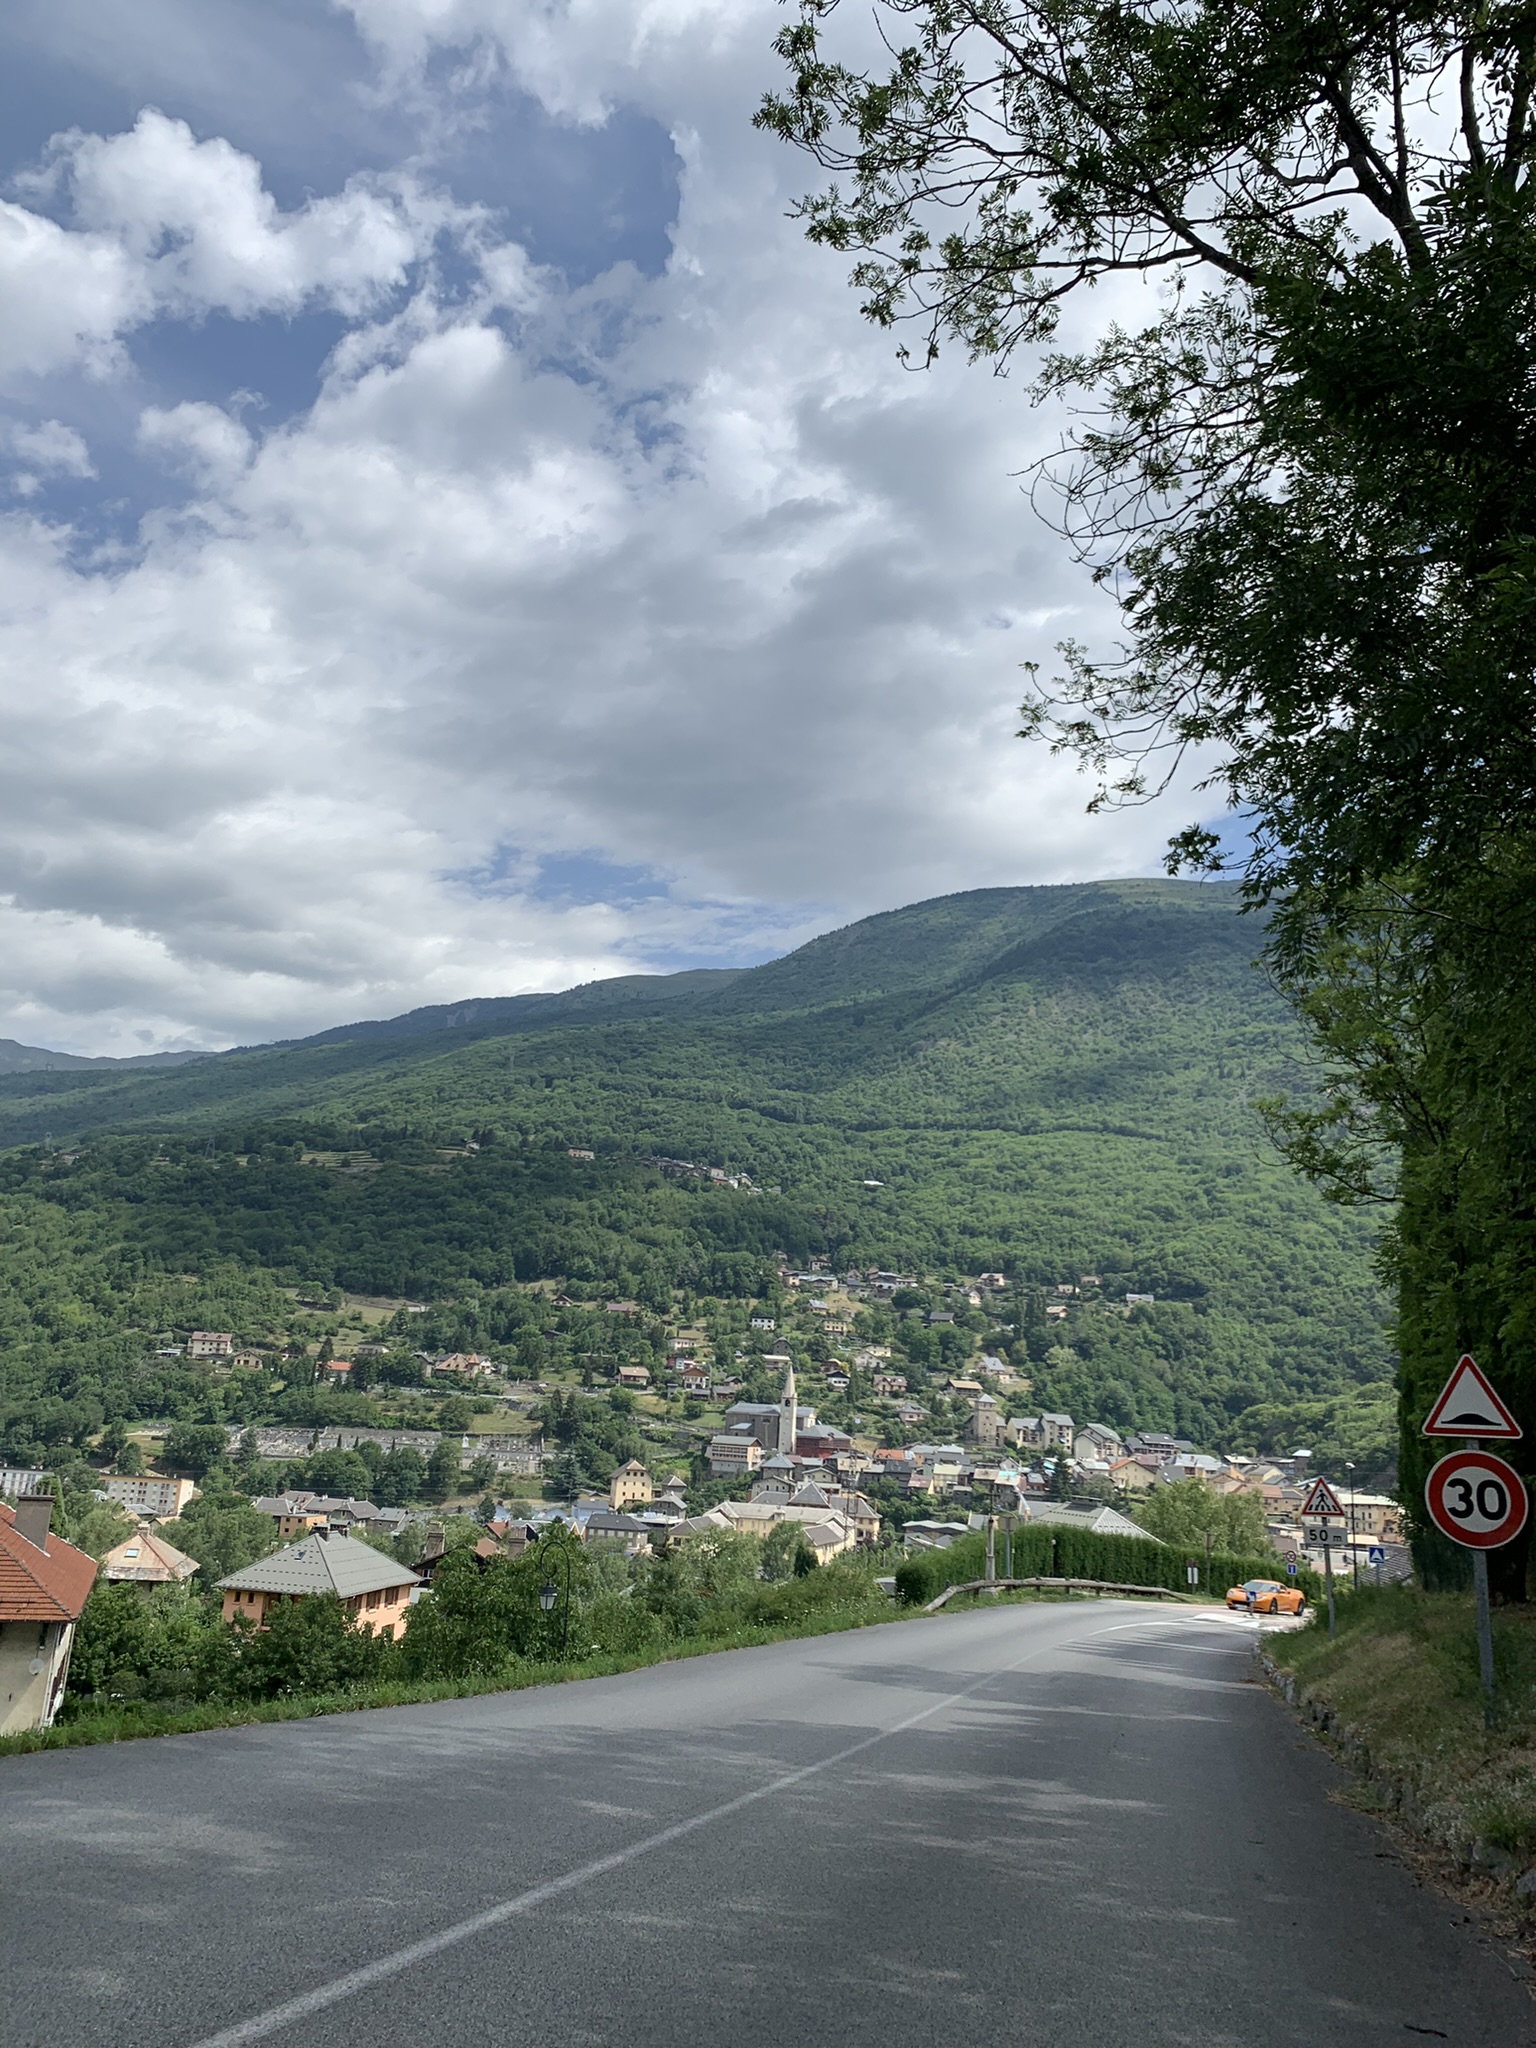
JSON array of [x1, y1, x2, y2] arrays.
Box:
[[100, 1473, 200, 1520], [0, 1496, 95, 1734], [0, 1469, 50, 1500]]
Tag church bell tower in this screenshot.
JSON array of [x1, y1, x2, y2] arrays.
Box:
[[778, 1360, 797, 1459]]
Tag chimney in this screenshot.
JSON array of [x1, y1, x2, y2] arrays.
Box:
[[13, 1494, 53, 1551]]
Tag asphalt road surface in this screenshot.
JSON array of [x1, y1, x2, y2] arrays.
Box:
[[4, 1599, 1532, 2048]]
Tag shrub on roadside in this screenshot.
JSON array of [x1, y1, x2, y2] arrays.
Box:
[[60, 1527, 896, 1730], [892, 1526, 1317, 1605]]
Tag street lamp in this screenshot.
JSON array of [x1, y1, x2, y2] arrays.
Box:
[[539, 1543, 574, 1657]]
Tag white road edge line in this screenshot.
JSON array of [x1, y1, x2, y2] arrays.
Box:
[[186, 1609, 1190, 2047]]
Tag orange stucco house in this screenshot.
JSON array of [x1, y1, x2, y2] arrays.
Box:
[[216, 1530, 419, 1638]]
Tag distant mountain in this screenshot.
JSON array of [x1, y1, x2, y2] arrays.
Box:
[[0, 879, 1260, 1141], [273, 879, 1247, 1044], [266, 966, 747, 1052], [0, 878, 1394, 1472], [0, 1038, 212, 1075]]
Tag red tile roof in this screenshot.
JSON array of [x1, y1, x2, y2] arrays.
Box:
[[0, 1499, 97, 1624]]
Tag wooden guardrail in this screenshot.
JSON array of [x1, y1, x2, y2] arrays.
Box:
[[921, 1575, 1190, 1613]]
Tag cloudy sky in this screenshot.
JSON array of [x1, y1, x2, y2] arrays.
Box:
[[0, 0, 1194, 1056]]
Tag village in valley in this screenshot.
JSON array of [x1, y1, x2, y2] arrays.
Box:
[[0, 1241, 1400, 1735]]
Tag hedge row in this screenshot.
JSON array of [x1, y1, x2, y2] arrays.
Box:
[[893, 1526, 1321, 1606]]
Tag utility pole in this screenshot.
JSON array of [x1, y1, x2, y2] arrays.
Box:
[[985, 1515, 996, 1584]]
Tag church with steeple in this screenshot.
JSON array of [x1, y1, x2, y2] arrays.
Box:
[[777, 1358, 797, 1457], [709, 1361, 854, 1479]]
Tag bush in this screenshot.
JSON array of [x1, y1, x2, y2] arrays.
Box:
[[235, 1596, 396, 1699], [64, 1583, 234, 1713], [583, 1591, 666, 1657], [892, 1526, 1319, 1605], [396, 1534, 593, 1677], [61, 1521, 899, 1735], [742, 1560, 884, 1629]]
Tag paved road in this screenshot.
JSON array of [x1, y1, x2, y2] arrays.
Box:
[[3, 1600, 1531, 2047]]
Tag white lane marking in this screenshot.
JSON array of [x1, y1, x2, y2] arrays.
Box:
[[187, 1610, 1190, 2047]]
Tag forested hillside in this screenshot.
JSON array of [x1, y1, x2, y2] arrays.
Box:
[[0, 881, 1394, 1472]]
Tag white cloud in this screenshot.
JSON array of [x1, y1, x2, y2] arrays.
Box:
[[11, 419, 96, 477], [0, 11, 1193, 1056], [0, 198, 146, 381], [0, 109, 475, 383], [49, 110, 430, 316], [137, 402, 252, 487]]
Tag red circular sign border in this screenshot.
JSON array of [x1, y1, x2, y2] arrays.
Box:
[[1424, 1448, 1530, 1550]]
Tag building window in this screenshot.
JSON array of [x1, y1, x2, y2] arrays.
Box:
[[366, 1588, 381, 1610]]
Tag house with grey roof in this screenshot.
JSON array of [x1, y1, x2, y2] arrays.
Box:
[[249, 1492, 408, 1542], [581, 1511, 654, 1556], [216, 1530, 419, 1637], [1019, 1500, 1160, 1541], [1073, 1422, 1125, 1462]]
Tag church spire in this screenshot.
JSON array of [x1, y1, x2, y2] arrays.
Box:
[[778, 1359, 797, 1459]]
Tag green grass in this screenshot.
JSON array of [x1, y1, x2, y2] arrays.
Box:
[[1268, 1584, 1536, 1872]]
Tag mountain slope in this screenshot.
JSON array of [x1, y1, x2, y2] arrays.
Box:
[[0, 880, 1251, 1144], [0, 881, 1393, 1470], [0, 1039, 210, 1075]]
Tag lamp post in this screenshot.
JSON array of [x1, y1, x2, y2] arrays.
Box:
[[1345, 1462, 1358, 1588], [539, 1541, 574, 1658]]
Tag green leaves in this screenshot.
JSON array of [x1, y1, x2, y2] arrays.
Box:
[[762, 1, 1536, 920]]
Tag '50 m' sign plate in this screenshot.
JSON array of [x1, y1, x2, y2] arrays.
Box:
[[1424, 1449, 1530, 1550]]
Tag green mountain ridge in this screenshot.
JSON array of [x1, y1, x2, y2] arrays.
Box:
[[0, 1038, 211, 1076], [0, 880, 1247, 1143], [0, 880, 1396, 1476]]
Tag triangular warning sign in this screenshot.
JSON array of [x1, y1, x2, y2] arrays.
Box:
[[1423, 1354, 1522, 1439], [1302, 1478, 1345, 1519]]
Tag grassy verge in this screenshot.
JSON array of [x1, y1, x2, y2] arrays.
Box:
[[1265, 1583, 1536, 1888], [0, 1598, 908, 1758]]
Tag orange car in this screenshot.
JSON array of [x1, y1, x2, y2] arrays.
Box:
[[1225, 1577, 1306, 1616]]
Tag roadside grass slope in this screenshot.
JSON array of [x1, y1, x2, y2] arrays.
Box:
[[1268, 1584, 1536, 1885]]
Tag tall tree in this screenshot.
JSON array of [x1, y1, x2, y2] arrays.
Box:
[[759, 1, 1536, 909], [761, 2, 1536, 1588]]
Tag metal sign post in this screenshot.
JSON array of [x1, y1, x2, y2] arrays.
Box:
[[1304, 1523, 1339, 1635], [1473, 1549, 1496, 1721], [1302, 1479, 1347, 1638], [1421, 1357, 1528, 1727]]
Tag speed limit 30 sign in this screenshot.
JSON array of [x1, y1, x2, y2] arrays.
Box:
[[1424, 1448, 1530, 1550]]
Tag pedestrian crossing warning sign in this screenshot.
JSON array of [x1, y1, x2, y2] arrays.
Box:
[[1302, 1478, 1345, 1521], [1422, 1354, 1522, 1440]]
